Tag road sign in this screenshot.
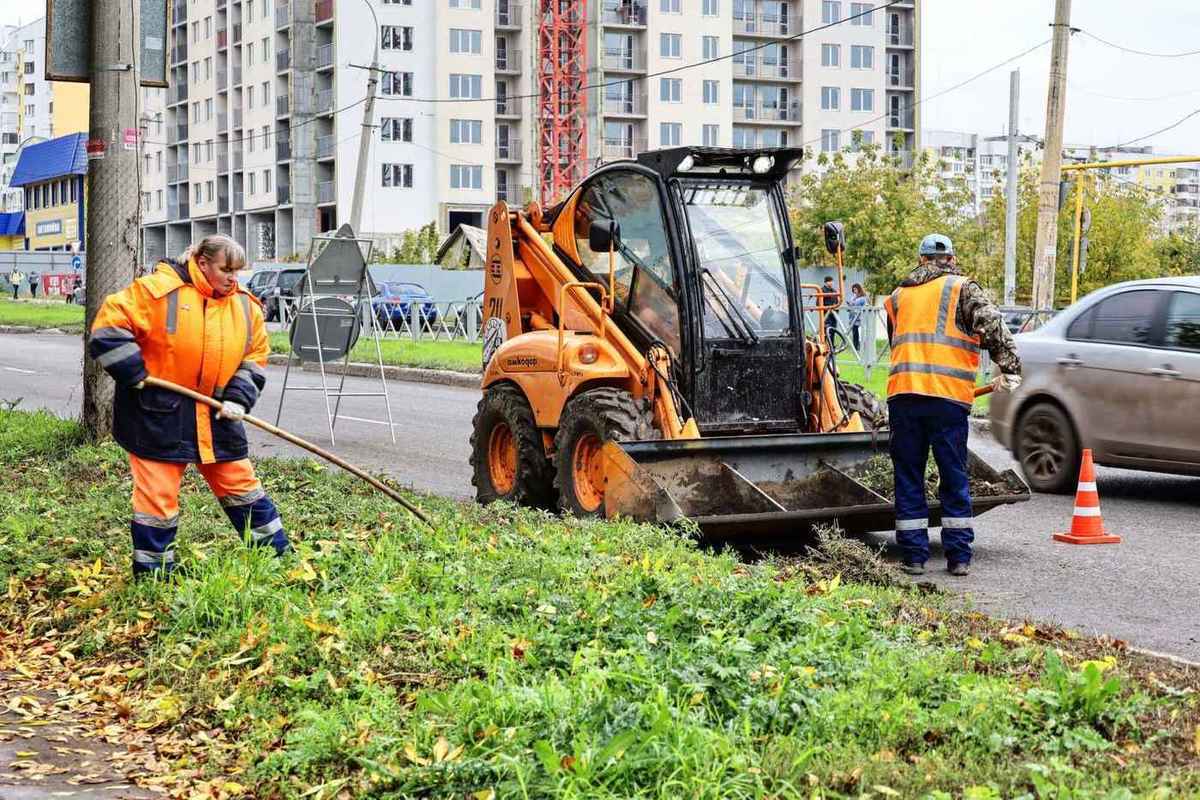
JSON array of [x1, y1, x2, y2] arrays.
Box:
[[46, 0, 169, 88], [71, 256, 82, 271]]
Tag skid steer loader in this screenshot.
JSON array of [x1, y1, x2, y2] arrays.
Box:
[[470, 147, 1028, 541]]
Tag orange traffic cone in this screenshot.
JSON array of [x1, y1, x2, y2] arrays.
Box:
[[1053, 449, 1121, 545]]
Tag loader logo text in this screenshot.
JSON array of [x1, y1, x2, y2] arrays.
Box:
[[503, 355, 542, 371]]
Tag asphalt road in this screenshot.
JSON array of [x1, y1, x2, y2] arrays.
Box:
[[3, 332, 1198, 661]]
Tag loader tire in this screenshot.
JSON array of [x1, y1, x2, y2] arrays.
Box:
[[554, 387, 656, 518], [470, 383, 556, 509], [840, 381, 888, 430]]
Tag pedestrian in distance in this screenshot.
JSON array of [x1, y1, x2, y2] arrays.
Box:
[[88, 234, 291, 578], [821, 274, 840, 345], [883, 234, 1022, 577], [847, 282, 869, 351], [27, 270, 39, 298], [9, 268, 24, 299]]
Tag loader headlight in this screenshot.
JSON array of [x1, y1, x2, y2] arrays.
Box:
[[578, 343, 599, 364], [752, 155, 775, 174]]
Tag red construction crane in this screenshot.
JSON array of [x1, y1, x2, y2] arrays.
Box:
[[537, 0, 588, 207]]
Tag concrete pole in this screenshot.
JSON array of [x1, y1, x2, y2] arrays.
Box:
[[1030, 0, 1072, 312], [1003, 69, 1020, 307], [82, 0, 141, 439], [348, 1, 380, 235]]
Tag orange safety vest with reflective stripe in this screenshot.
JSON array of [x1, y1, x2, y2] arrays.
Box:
[[89, 259, 268, 464], [883, 275, 981, 406]]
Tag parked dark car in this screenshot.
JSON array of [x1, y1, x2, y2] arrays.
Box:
[[371, 282, 438, 330], [246, 267, 307, 321]]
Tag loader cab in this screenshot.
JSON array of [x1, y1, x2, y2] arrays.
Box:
[[558, 147, 808, 435]]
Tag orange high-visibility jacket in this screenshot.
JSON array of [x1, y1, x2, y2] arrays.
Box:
[[89, 258, 269, 464], [883, 275, 981, 406]]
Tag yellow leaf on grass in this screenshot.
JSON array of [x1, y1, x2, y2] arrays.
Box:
[[432, 737, 449, 763], [404, 744, 430, 766], [873, 786, 901, 797], [966, 638, 985, 650], [288, 560, 319, 582], [473, 790, 496, 800], [1193, 725, 1200, 755], [223, 781, 246, 795], [645, 630, 658, 645]]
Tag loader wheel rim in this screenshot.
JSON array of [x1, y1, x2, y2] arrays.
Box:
[[572, 433, 605, 512], [488, 423, 518, 495]]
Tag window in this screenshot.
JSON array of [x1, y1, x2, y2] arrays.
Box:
[[850, 2, 873, 25], [23, 83, 34, 95], [1073, 290, 1161, 344], [156, 151, 162, 172], [382, 163, 414, 187], [51, 182, 59, 206], [247, 42, 255, 64], [660, 78, 681, 103], [382, 0, 414, 4], [156, 190, 163, 210], [449, 73, 482, 98], [248, 130, 255, 151], [702, 124, 719, 146], [449, 0, 481, 7], [23, 39, 33, 53], [247, 0, 254, 18], [382, 71, 414, 96], [851, 45, 873, 69], [660, 33, 681, 59], [851, 88, 874, 111], [1165, 292, 1200, 351], [382, 25, 415, 51], [702, 80, 719, 104], [820, 86, 839, 110], [821, 1, 841, 23], [449, 28, 481, 53], [249, 172, 256, 194], [192, 101, 200, 122], [821, 129, 840, 152], [206, 97, 213, 119], [702, 0, 719, 13], [450, 119, 483, 144], [192, 22, 199, 42], [206, 181, 214, 202], [194, 183, 202, 203], [206, 140, 213, 161], [381, 117, 413, 142], [191, 62, 198, 82], [262, 38, 270, 63], [660, 0, 681, 11], [264, 170, 272, 193], [262, 125, 270, 147], [204, 57, 212, 80], [850, 130, 875, 150], [821, 44, 840, 67], [205, 16, 212, 38], [262, 1, 268, 18], [660, 122, 682, 146], [450, 164, 483, 189], [702, 36, 718, 60]]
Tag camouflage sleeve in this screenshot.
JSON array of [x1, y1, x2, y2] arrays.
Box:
[[957, 281, 1022, 375]]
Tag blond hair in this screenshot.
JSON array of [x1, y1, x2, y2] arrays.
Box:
[[180, 234, 247, 271]]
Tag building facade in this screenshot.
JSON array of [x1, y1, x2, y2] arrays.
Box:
[[923, 129, 1041, 218], [8, 132, 88, 251], [141, 0, 921, 265]]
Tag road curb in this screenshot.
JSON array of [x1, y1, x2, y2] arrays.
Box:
[[969, 417, 992, 434], [265, 354, 480, 389], [0, 325, 81, 335]]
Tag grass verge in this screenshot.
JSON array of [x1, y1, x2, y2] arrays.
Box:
[[268, 331, 483, 373], [0, 297, 85, 331], [2, 408, 1197, 798]]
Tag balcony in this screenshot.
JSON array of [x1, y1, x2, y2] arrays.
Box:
[[168, 123, 189, 143], [218, 151, 229, 172], [233, 108, 243, 128], [496, 138, 522, 162], [218, 193, 230, 213], [317, 134, 335, 159], [233, 148, 244, 169], [888, 66, 915, 88], [276, 49, 290, 71], [168, 200, 190, 219], [172, 1, 186, 24], [317, 180, 335, 204], [496, 4, 522, 29], [732, 59, 798, 80], [315, 89, 333, 114], [217, 68, 228, 88], [217, 0, 227, 8], [601, 4, 647, 26], [277, 184, 291, 204], [495, 50, 521, 74], [232, 23, 242, 43], [276, 95, 290, 116], [316, 0, 334, 24], [233, 192, 244, 211], [275, 2, 291, 29], [276, 139, 291, 160], [602, 49, 646, 72], [496, 99, 520, 117], [887, 109, 916, 130], [316, 43, 334, 69], [232, 66, 242, 85], [171, 43, 187, 64], [601, 137, 647, 160], [732, 13, 793, 37], [169, 84, 188, 105], [217, 28, 228, 49], [888, 26, 915, 48], [167, 163, 189, 183], [734, 101, 802, 124], [218, 112, 228, 131], [602, 93, 647, 116]]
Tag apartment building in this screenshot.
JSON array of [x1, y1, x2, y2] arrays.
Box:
[[142, 0, 920, 263], [923, 129, 1041, 217], [0, 18, 90, 214]]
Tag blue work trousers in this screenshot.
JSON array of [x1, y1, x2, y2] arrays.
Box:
[[888, 394, 974, 566]]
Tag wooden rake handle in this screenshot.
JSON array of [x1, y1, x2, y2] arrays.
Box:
[[142, 376, 433, 527]]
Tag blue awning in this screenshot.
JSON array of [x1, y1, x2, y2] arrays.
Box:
[[0, 211, 24, 237], [9, 133, 88, 187]]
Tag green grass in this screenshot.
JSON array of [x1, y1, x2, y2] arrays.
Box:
[[268, 331, 483, 373], [1, 408, 1197, 798], [0, 297, 86, 330]]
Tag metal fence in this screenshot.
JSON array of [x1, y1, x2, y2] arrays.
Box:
[[274, 294, 484, 343]]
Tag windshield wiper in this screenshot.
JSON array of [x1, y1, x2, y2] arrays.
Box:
[[701, 269, 759, 344]]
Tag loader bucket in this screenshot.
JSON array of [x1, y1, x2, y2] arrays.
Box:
[[602, 431, 1030, 544]]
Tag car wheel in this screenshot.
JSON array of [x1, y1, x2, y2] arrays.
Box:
[[1015, 402, 1081, 494]]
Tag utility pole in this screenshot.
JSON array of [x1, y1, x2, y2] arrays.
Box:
[[1003, 69, 1020, 307], [82, 0, 141, 438], [348, 1, 380, 234], [1030, 0, 1072, 311]]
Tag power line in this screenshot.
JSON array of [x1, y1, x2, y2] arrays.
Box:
[[1078, 30, 1200, 59], [1101, 107, 1200, 150], [1066, 82, 1200, 103], [141, 96, 367, 149]]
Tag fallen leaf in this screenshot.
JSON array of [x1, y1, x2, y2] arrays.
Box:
[[645, 630, 658, 645]]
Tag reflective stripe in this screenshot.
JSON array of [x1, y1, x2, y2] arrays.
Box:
[[1076, 481, 1097, 492], [233, 368, 255, 386], [92, 326, 134, 341], [166, 289, 179, 334], [1072, 506, 1102, 517], [249, 516, 283, 542], [214, 385, 226, 399], [133, 548, 176, 566], [935, 275, 958, 334], [895, 518, 928, 531], [133, 511, 179, 529], [239, 360, 265, 380], [889, 361, 978, 382], [96, 341, 141, 368], [892, 332, 980, 354], [941, 516, 974, 528], [239, 294, 252, 354], [219, 488, 265, 507]]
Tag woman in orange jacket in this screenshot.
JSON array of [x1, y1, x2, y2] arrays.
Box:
[[89, 234, 290, 577]]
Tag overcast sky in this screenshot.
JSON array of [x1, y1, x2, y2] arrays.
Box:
[[3, 0, 1199, 153]]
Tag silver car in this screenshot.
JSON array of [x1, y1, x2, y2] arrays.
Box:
[[990, 277, 1200, 493]]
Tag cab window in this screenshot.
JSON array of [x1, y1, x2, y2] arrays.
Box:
[[573, 170, 681, 354]]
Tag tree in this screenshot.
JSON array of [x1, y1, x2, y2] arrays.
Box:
[[380, 221, 440, 264]]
